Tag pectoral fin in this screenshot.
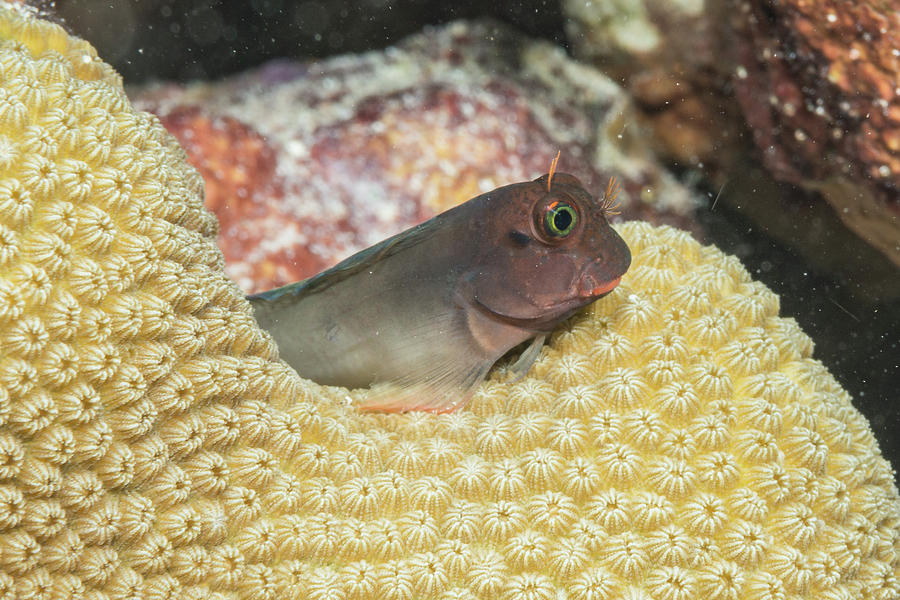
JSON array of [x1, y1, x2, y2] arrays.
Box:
[[354, 335, 544, 413], [350, 308, 495, 413], [504, 334, 546, 382], [356, 359, 492, 413], [351, 287, 542, 414]]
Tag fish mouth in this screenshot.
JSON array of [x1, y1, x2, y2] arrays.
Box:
[[577, 275, 622, 298], [575, 245, 630, 299], [576, 264, 623, 299]]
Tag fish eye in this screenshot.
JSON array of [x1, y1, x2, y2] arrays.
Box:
[[541, 200, 578, 239]]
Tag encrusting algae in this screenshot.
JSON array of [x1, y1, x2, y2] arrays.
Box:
[[0, 3, 898, 600]]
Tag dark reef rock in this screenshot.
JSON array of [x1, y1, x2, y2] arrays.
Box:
[[563, 0, 900, 271], [733, 0, 900, 267], [563, 0, 740, 171]]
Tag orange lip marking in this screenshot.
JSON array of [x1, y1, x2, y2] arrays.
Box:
[[582, 276, 622, 297]]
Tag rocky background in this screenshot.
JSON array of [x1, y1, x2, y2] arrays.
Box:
[[34, 0, 899, 472]]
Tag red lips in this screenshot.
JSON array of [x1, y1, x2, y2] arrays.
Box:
[[578, 275, 622, 298]]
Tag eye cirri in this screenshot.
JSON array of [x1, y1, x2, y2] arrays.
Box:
[[539, 199, 579, 240]]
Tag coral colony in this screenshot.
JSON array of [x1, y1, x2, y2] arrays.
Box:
[[0, 4, 897, 600]]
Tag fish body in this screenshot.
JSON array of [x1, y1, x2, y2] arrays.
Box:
[[249, 172, 631, 412]]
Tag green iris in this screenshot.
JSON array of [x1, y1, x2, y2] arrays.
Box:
[[543, 201, 578, 237]]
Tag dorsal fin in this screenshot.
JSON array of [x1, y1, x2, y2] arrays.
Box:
[[248, 217, 439, 302]]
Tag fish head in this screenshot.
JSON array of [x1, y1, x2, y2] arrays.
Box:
[[469, 172, 631, 330]]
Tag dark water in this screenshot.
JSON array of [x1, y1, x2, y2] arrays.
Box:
[[53, 0, 899, 473], [51, 0, 568, 82]]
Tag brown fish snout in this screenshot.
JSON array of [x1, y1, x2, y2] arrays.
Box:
[[575, 253, 629, 299]]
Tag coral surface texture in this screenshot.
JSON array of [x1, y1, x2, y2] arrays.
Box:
[[0, 4, 898, 600]]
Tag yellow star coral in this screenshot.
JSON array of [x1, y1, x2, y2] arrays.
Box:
[[0, 4, 898, 600]]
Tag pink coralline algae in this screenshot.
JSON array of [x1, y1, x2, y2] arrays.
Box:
[[132, 21, 699, 294]]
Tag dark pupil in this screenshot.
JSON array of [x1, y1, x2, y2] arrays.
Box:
[[553, 208, 573, 232]]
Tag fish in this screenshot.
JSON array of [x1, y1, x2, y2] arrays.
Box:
[[248, 165, 632, 413]]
